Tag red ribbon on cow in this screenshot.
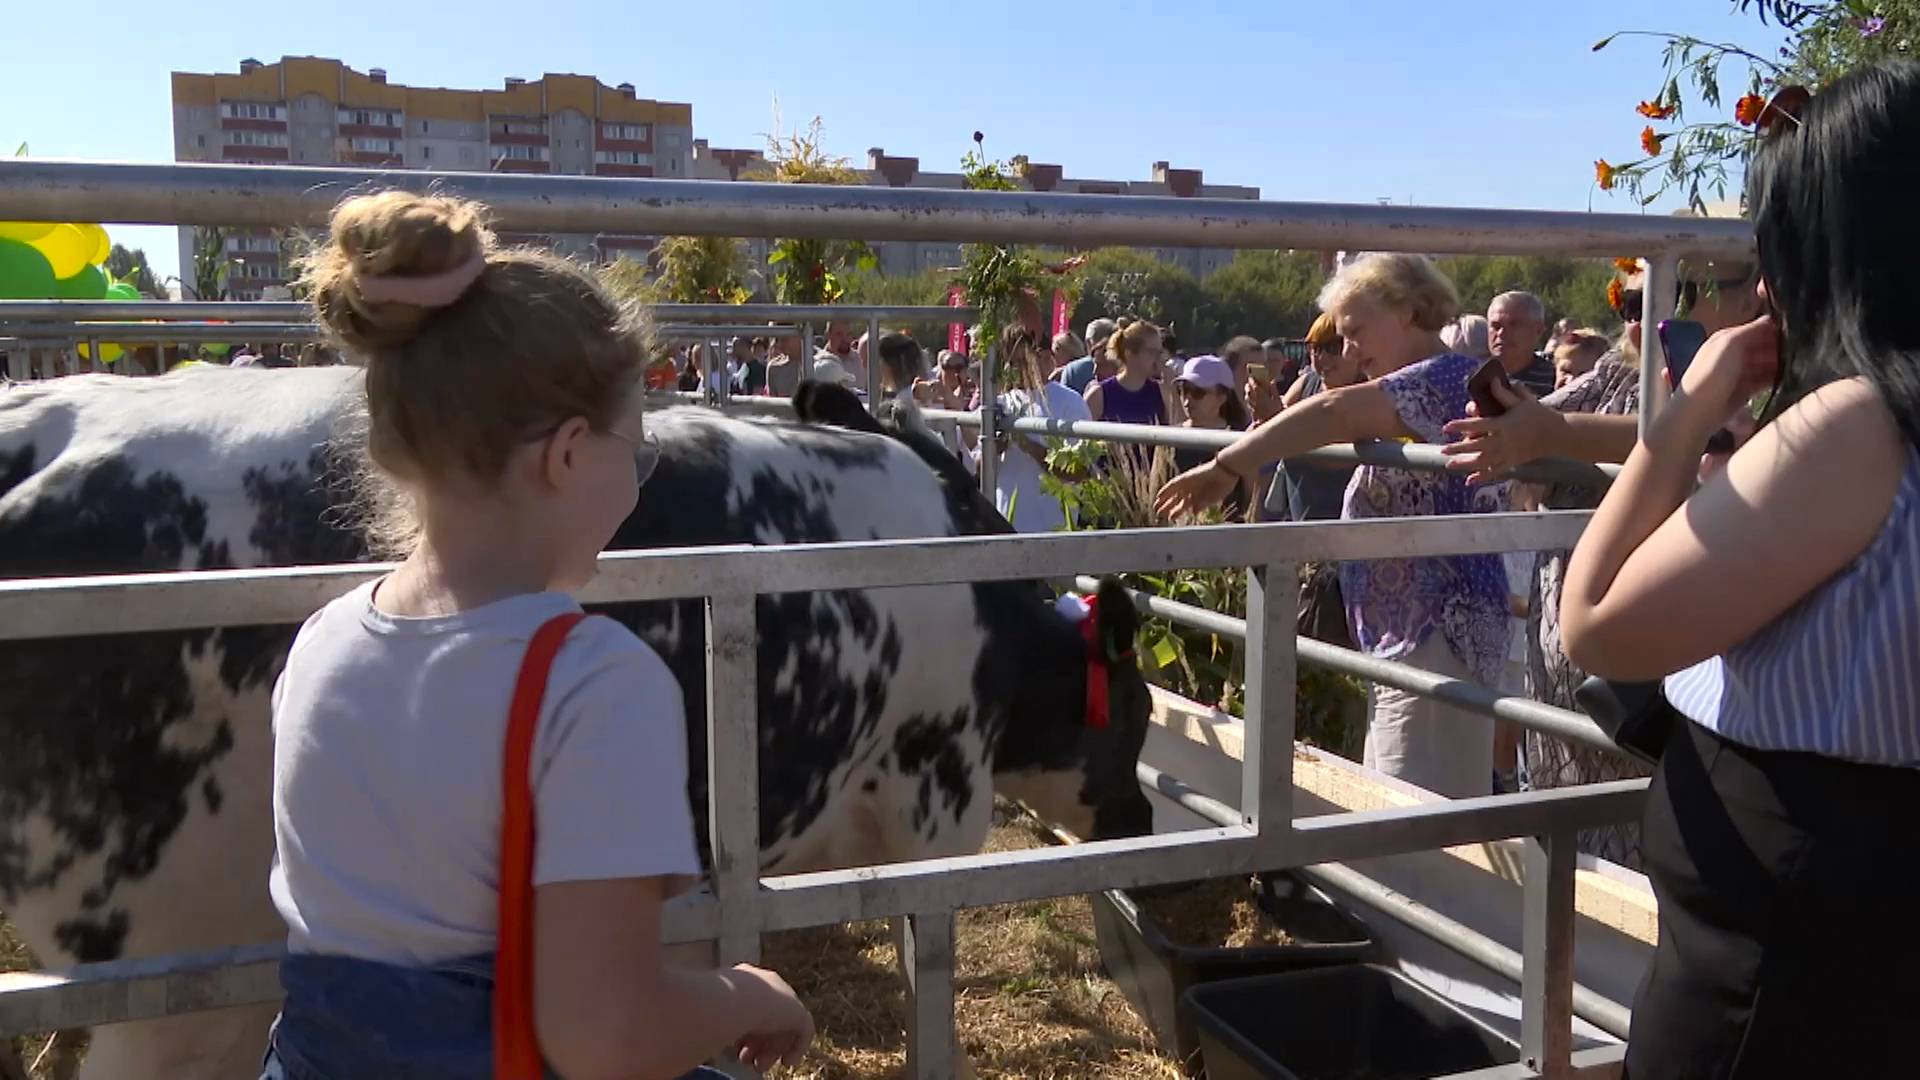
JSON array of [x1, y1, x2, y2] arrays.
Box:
[[1078, 594, 1133, 729]]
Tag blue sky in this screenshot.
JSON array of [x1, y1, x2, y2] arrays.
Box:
[[2, 0, 1786, 285]]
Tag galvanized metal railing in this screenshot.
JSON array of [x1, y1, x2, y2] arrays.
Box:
[[0, 160, 1755, 1078]]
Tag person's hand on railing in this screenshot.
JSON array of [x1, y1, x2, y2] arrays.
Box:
[[1440, 378, 1560, 486], [1155, 459, 1243, 518]]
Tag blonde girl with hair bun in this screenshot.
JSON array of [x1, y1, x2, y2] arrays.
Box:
[[263, 190, 812, 1080]]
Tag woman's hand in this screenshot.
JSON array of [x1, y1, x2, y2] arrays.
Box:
[[1679, 314, 1781, 420], [1155, 460, 1241, 518], [1247, 376, 1285, 422], [1441, 379, 1561, 485]]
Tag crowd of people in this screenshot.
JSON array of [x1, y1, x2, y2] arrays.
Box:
[[182, 57, 1920, 1080]]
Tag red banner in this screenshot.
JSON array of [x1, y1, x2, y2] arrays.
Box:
[[1050, 289, 1069, 339], [947, 284, 967, 354]]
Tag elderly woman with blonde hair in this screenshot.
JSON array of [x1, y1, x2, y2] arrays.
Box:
[[1157, 253, 1508, 797]]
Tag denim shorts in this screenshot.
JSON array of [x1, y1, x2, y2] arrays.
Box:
[[263, 951, 733, 1080]]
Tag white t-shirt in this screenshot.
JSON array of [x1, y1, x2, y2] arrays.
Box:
[[268, 581, 700, 966], [990, 380, 1092, 533]]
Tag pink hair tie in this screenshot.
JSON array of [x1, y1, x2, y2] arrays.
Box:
[[355, 250, 487, 308]]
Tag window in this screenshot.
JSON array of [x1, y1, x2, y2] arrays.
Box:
[[225, 130, 289, 147], [492, 118, 546, 136], [575, 139, 584, 150], [222, 101, 285, 120], [337, 108, 400, 128], [492, 144, 549, 162], [594, 150, 652, 166], [421, 145, 432, 161], [421, 120, 430, 134], [195, 135, 206, 149], [600, 122, 651, 141], [351, 137, 399, 153]]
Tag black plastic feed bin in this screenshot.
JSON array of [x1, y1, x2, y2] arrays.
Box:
[[1091, 872, 1375, 1076], [1184, 965, 1522, 1080]]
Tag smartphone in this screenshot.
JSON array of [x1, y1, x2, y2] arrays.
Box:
[[1658, 319, 1709, 389], [1660, 318, 1739, 455], [1466, 357, 1514, 418], [1246, 362, 1270, 383]]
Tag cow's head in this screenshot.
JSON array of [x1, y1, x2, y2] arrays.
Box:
[[990, 577, 1154, 842]]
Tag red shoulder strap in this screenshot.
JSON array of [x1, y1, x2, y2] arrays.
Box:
[[495, 611, 588, 1080]]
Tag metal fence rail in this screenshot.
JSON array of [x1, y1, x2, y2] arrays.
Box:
[[0, 159, 1752, 259], [0, 301, 978, 323]]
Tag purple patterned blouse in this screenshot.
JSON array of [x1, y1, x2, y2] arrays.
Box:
[[1336, 352, 1510, 686]]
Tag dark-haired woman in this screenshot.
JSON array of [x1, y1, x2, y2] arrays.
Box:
[[1561, 64, 1920, 1077]]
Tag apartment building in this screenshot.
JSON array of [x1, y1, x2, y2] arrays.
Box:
[[171, 57, 693, 298]]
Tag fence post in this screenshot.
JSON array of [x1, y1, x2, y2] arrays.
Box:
[[977, 343, 998, 498], [903, 910, 957, 1080], [705, 593, 761, 966], [1241, 561, 1298, 856], [866, 313, 882, 412], [1521, 829, 1578, 1076], [1638, 255, 1678, 435]]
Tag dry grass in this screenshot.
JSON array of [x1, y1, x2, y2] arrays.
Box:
[[2, 914, 65, 1080], [764, 814, 1182, 1080]]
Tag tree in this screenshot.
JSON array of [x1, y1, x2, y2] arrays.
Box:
[[747, 117, 874, 304], [839, 268, 955, 343], [1435, 256, 1621, 335], [1200, 251, 1327, 343], [599, 255, 655, 304], [1592, 1, 1915, 211], [105, 245, 163, 298], [650, 236, 754, 304], [1070, 248, 1208, 342]]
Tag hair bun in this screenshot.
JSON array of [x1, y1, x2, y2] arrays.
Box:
[[302, 191, 495, 353]]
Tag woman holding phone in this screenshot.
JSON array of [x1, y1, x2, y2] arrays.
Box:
[[1157, 253, 1507, 798], [1564, 65, 1920, 1076]]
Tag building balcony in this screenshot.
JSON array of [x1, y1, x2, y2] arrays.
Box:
[[593, 163, 654, 178], [338, 122, 402, 139], [220, 116, 289, 133], [221, 146, 290, 162], [594, 135, 653, 153], [488, 130, 549, 147], [347, 151, 403, 166], [492, 158, 552, 174]]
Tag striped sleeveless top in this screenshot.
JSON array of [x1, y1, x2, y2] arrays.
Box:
[[1664, 445, 1920, 766]]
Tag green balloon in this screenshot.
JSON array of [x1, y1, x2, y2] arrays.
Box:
[[53, 263, 109, 301], [0, 238, 56, 299], [105, 282, 142, 301]]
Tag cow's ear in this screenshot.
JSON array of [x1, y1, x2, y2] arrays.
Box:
[[1093, 577, 1139, 662]]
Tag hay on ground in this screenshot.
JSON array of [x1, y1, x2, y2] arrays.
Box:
[[763, 816, 1182, 1080]]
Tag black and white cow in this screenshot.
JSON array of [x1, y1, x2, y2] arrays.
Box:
[[0, 366, 1153, 1079]]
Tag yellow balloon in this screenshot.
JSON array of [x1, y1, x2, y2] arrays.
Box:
[[30, 224, 92, 280], [81, 224, 111, 267], [0, 221, 56, 244], [77, 341, 125, 364]]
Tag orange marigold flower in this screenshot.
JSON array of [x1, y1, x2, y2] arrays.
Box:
[[1595, 159, 1617, 190], [1614, 257, 1640, 274], [1734, 93, 1768, 126], [1641, 126, 1664, 156], [1637, 100, 1677, 120], [1608, 278, 1625, 311]]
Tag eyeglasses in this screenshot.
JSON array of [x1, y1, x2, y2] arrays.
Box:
[[524, 421, 663, 486]]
